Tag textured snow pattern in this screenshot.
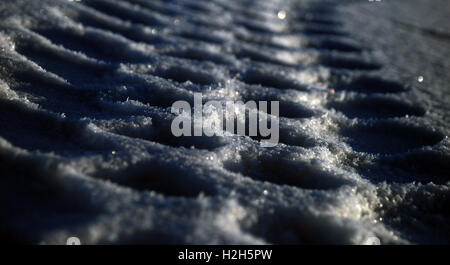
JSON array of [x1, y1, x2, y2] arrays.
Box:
[[0, 0, 449, 244]]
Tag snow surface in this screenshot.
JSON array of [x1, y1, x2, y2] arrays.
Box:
[[0, 0, 449, 244]]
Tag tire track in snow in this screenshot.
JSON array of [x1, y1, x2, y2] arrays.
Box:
[[0, 0, 449, 244]]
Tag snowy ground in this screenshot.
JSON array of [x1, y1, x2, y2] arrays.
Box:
[[0, 0, 449, 244]]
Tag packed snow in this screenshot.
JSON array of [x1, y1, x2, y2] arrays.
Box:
[[0, 0, 449, 244]]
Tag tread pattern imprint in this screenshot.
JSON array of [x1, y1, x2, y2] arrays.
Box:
[[0, 0, 449, 244]]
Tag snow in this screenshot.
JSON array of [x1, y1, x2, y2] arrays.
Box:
[[0, 0, 449, 244]]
